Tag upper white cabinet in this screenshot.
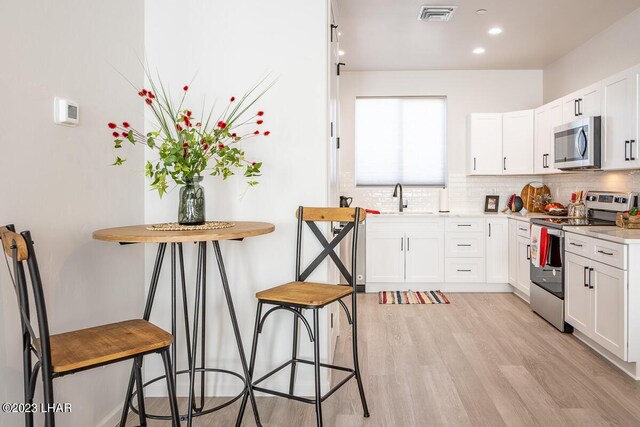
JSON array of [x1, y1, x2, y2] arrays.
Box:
[[502, 110, 534, 175], [534, 100, 563, 174], [468, 114, 503, 175], [601, 66, 640, 170], [562, 82, 601, 124]]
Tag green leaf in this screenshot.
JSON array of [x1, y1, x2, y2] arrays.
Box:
[[112, 156, 126, 166]]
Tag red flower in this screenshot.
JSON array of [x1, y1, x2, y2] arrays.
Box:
[[183, 85, 189, 91], [252, 162, 256, 166], [217, 121, 227, 129], [202, 144, 209, 151], [195, 122, 202, 127], [230, 96, 236, 102], [138, 91, 145, 97], [186, 110, 192, 117], [176, 124, 183, 131], [183, 143, 189, 147], [263, 131, 271, 136], [145, 98, 153, 105], [184, 119, 192, 127], [253, 130, 260, 135], [107, 122, 117, 129], [141, 89, 148, 95], [257, 120, 264, 125], [183, 149, 188, 158], [112, 132, 119, 138], [148, 92, 155, 99], [231, 133, 237, 138], [122, 122, 130, 128], [121, 132, 128, 138], [218, 143, 225, 150], [257, 111, 264, 116]]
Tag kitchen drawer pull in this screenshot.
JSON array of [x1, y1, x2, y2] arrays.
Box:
[[597, 250, 614, 256], [626, 140, 630, 161], [457, 244, 472, 247], [457, 269, 472, 272], [407, 237, 410, 251], [588, 267, 594, 289], [519, 227, 528, 232], [457, 224, 472, 227], [401, 238, 403, 251], [569, 242, 583, 247], [584, 266, 589, 287]]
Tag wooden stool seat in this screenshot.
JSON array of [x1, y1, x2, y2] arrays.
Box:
[[256, 281, 353, 308], [35, 319, 173, 374]]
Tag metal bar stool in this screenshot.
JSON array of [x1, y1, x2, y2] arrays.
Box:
[[0, 225, 181, 427], [236, 207, 370, 426]]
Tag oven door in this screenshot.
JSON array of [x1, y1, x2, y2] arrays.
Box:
[[529, 228, 564, 299], [554, 117, 600, 170]]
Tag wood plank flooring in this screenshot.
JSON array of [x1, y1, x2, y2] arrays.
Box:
[[122, 293, 640, 426]]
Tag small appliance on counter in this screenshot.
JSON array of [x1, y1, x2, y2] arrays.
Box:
[[529, 190, 637, 332]]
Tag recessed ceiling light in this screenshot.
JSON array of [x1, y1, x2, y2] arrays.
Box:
[[476, 9, 487, 15], [473, 47, 486, 54], [488, 27, 502, 35], [338, 50, 345, 56]]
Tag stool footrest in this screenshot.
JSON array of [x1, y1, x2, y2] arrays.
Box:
[[251, 358, 357, 404]]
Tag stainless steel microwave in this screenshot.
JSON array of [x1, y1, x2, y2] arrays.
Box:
[[553, 116, 601, 170]]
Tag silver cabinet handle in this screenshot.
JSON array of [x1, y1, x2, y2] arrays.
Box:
[[457, 244, 472, 247], [401, 237, 403, 251], [457, 269, 471, 272], [407, 237, 410, 251], [597, 250, 614, 256], [457, 224, 472, 227], [519, 227, 528, 232]]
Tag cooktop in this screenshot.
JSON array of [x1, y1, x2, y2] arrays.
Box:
[[531, 217, 616, 229]]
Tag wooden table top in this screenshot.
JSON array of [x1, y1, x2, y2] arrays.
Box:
[[93, 221, 275, 243]]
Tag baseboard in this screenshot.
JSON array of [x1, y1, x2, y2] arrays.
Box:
[[572, 329, 640, 380], [97, 405, 122, 427], [510, 286, 530, 303], [366, 282, 512, 293]]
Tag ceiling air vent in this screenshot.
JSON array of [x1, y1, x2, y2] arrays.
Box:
[[417, 6, 458, 22]]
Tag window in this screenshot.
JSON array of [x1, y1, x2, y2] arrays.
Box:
[[355, 97, 446, 186]]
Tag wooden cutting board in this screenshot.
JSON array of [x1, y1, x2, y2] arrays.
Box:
[[521, 183, 551, 213]]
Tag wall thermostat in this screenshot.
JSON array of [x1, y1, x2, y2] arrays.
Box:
[[54, 97, 79, 126]]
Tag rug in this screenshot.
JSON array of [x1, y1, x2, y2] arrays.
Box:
[[378, 290, 450, 305]]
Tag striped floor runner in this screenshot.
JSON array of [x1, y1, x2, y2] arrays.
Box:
[[378, 290, 450, 305]]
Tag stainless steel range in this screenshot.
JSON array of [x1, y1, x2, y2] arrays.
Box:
[[529, 191, 637, 332]]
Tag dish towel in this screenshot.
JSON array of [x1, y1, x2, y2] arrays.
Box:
[[530, 225, 549, 268]]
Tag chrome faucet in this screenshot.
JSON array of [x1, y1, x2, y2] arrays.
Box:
[[392, 183, 408, 213]]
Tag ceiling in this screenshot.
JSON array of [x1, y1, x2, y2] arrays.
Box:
[[336, 0, 640, 70]]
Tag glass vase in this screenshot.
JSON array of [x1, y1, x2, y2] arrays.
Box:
[[178, 176, 205, 225]]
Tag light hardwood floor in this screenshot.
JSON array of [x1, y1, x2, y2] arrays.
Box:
[[122, 293, 640, 426]]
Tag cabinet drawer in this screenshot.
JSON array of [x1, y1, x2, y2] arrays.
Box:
[[515, 222, 530, 238], [445, 235, 486, 258], [445, 258, 486, 283], [565, 233, 592, 257], [592, 239, 627, 270], [446, 218, 485, 233]]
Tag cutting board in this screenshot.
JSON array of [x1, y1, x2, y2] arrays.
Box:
[[521, 183, 551, 213]]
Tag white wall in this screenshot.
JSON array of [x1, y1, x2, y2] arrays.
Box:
[[544, 7, 640, 103], [144, 0, 331, 397], [339, 70, 543, 213], [0, 1, 145, 426]]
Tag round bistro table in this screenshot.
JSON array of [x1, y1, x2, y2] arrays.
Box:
[[93, 222, 274, 427]]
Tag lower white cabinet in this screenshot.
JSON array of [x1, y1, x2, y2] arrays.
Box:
[[508, 218, 531, 296], [486, 218, 508, 283], [445, 258, 485, 283], [366, 219, 444, 284], [565, 251, 627, 360]]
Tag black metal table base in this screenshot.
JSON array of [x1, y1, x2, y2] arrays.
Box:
[[119, 241, 262, 427]]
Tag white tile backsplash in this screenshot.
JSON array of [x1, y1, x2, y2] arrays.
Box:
[[340, 170, 640, 213]]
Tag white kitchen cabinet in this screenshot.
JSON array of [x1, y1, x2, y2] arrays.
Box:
[[515, 235, 531, 296], [601, 67, 639, 170], [468, 114, 503, 175], [563, 82, 601, 124], [502, 110, 534, 175], [508, 219, 518, 285], [565, 250, 627, 360], [486, 218, 508, 283], [366, 229, 405, 283], [508, 218, 530, 296], [534, 100, 563, 174], [405, 231, 445, 283]]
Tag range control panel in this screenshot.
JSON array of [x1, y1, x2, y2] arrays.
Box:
[[585, 191, 637, 212]]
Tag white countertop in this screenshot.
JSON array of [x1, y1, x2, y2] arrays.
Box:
[[367, 211, 561, 222], [564, 226, 640, 244]]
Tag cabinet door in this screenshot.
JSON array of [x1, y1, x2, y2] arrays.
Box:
[[629, 65, 640, 166], [602, 68, 635, 170], [534, 105, 550, 174], [580, 83, 602, 118], [405, 231, 444, 283], [486, 218, 508, 283], [563, 94, 580, 124], [548, 99, 564, 173], [516, 235, 531, 295], [592, 260, 627, 359], [468, 114, 502, 175], [564, 252, 591, 332], [508, 220, 518, 286], [502, 110, 534, 175], [366, 230, 405, 283]]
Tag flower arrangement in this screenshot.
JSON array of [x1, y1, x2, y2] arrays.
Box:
[[107, 76, 271, 198]]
